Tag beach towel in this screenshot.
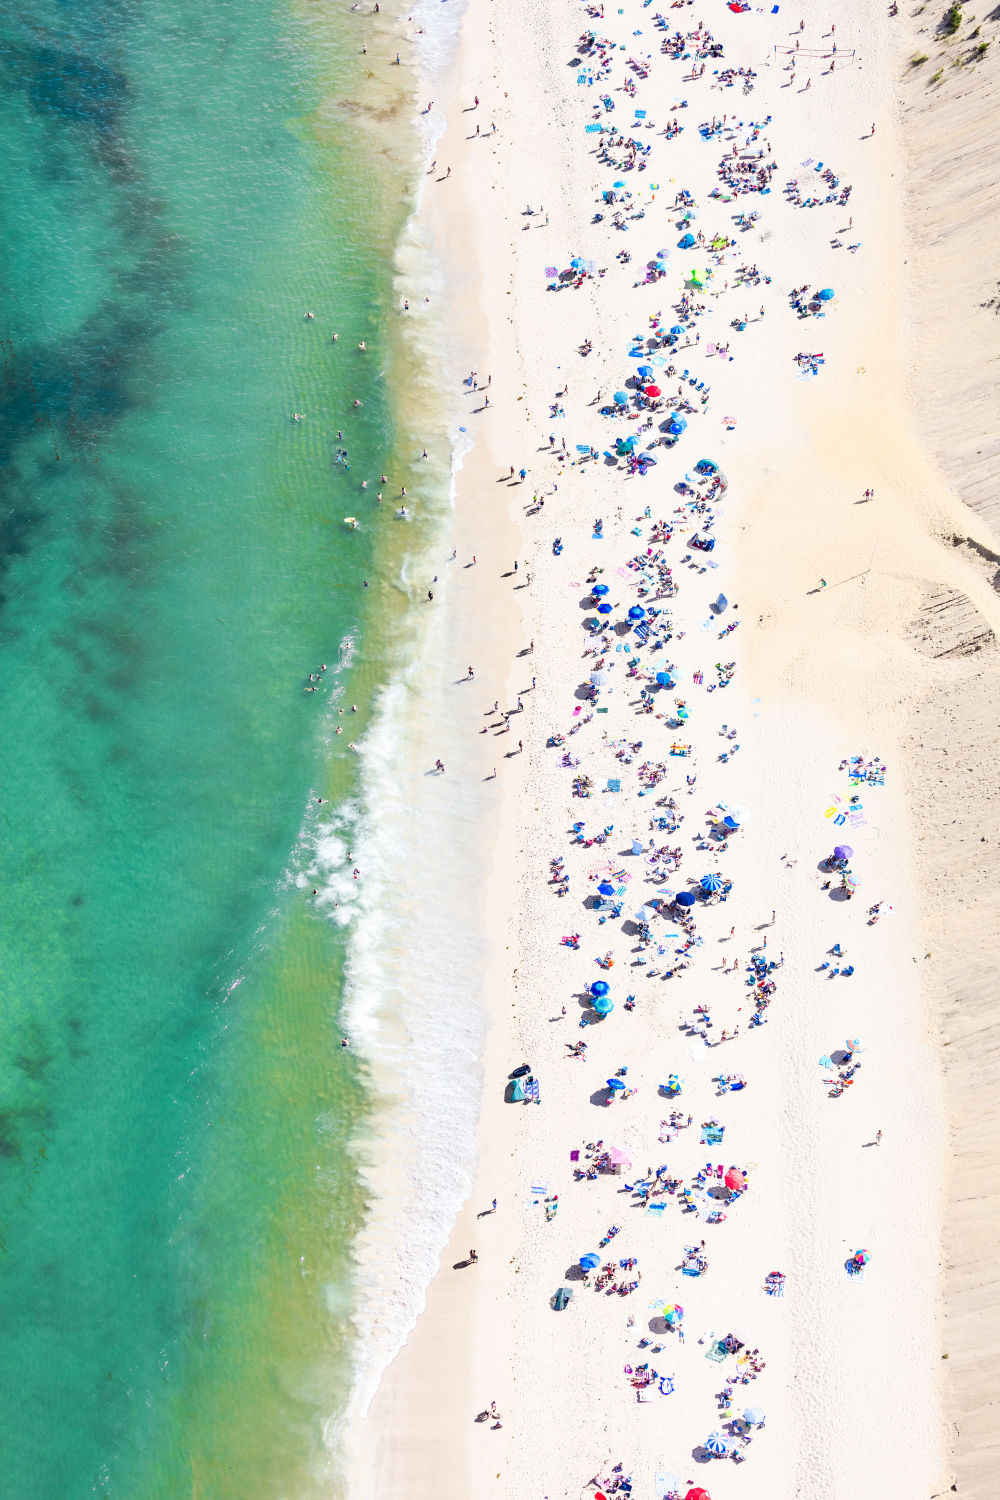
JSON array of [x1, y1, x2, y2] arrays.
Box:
[[525, 1080, 540, 1103], [605, 779, 622, 792], [645, 1201, 667, 1219], [705, 1339, 729, 1362]]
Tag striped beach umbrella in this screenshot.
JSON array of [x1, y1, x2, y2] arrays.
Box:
[[705, 1432, 730, 1456]]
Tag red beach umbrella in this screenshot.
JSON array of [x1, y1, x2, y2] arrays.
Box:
[[643, 384, 662, 397], [686, 1488, 712, 1500], [724, 1168, 746, 1193]]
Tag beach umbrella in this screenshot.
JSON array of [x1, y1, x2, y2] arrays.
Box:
[[833, 844, 853, 859], [635, 905, 657, 924], [667, 416, 687, 435], [569, 257, 586, 270], [675, 889, 696, 907], [612, 180, 626, 188], [608, 1145, 632, 1166], [593, 995, 614, 1016], [846, 1037, 864, 1052], [817, 287, 835, 300], [655, 671, 675, 687], [592, 583, 610, 596], [613, 390, 629, 405], [606, 1077, 626, 1092], [705, 1433, 730, 1456], [579, 1252, 601, 1269], [664, 1303, 684, 1323], [597, 881, 616, 897], [701, 873, 724, 892], [678, 233, 696, 249], [724, 1168, 746, 1192], [685, 1490, 712, 1500], [591, 980, 610, 996], [670, 324, 685, 336], [743, 1406, 765, 1426], [637, 364, 654, 377], [597, 602, 613, 614], [643, 384, 662, 398], [628, 605, 646, 620], [853, 1248, 871, 1264]]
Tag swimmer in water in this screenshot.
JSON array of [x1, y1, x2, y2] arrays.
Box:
[[305, 311, 315, 319]]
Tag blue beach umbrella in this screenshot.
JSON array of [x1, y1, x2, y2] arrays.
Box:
[[628, 605, 646, 620], [612, 180, 626, 188], [590, 980, 610, 997], [817, 287, 835, 301], [670, 324, 684, 336], [597, 602, 613, 614], [655, 671, 675, 687], [579, 1252, 601, 1270], [593, 995, 614, 1016], [606, 1077, 627, 1091], [570, 257, 586, 269], [592, 583, 610, 596], [678, 233, 696, 249], [705, 1432, 730, 1457], [675, 890, 696, 908], [637, 364, 654, 378], [598, 881, 616, 897], [701, 873, 724, 892], [613, 390, 629, 405]]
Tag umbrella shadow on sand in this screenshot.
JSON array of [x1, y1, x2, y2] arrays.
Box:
[[590, 1086, 616, 1107], [563, 1263, 589, 1282]]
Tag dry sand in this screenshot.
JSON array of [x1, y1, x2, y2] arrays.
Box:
[[348, 0, 1000, 1496]]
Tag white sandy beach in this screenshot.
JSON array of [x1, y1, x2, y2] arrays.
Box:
[[345, 0, 1000, 1495]]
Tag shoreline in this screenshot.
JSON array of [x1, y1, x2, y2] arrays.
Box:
[[347, 0, 1000, 1494]]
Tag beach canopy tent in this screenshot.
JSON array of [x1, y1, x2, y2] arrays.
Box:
[[553, 1286, 574, 1310], [591, 980, 610, 996], [701, 873, 724, 892], [675, 889, 697, 907], [722, 814, 740, 831], [592, 583, 610, 596], [817, 287, 835, 301], [617, 435, 638, 454], [593, 995, 614, 1016], [743, 1406, 765, 1426], [510, 1077, 526, 1102], [724, 1168, 746, 1192], [579, 1252, 601, 1270], [678, 233, 696, 248]]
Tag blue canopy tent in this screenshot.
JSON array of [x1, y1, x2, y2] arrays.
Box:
[[722, 814, 741, 831], [678, 233, 696, 249]]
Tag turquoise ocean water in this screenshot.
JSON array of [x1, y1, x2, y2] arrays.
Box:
[[0, 0, 430, 1493]]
